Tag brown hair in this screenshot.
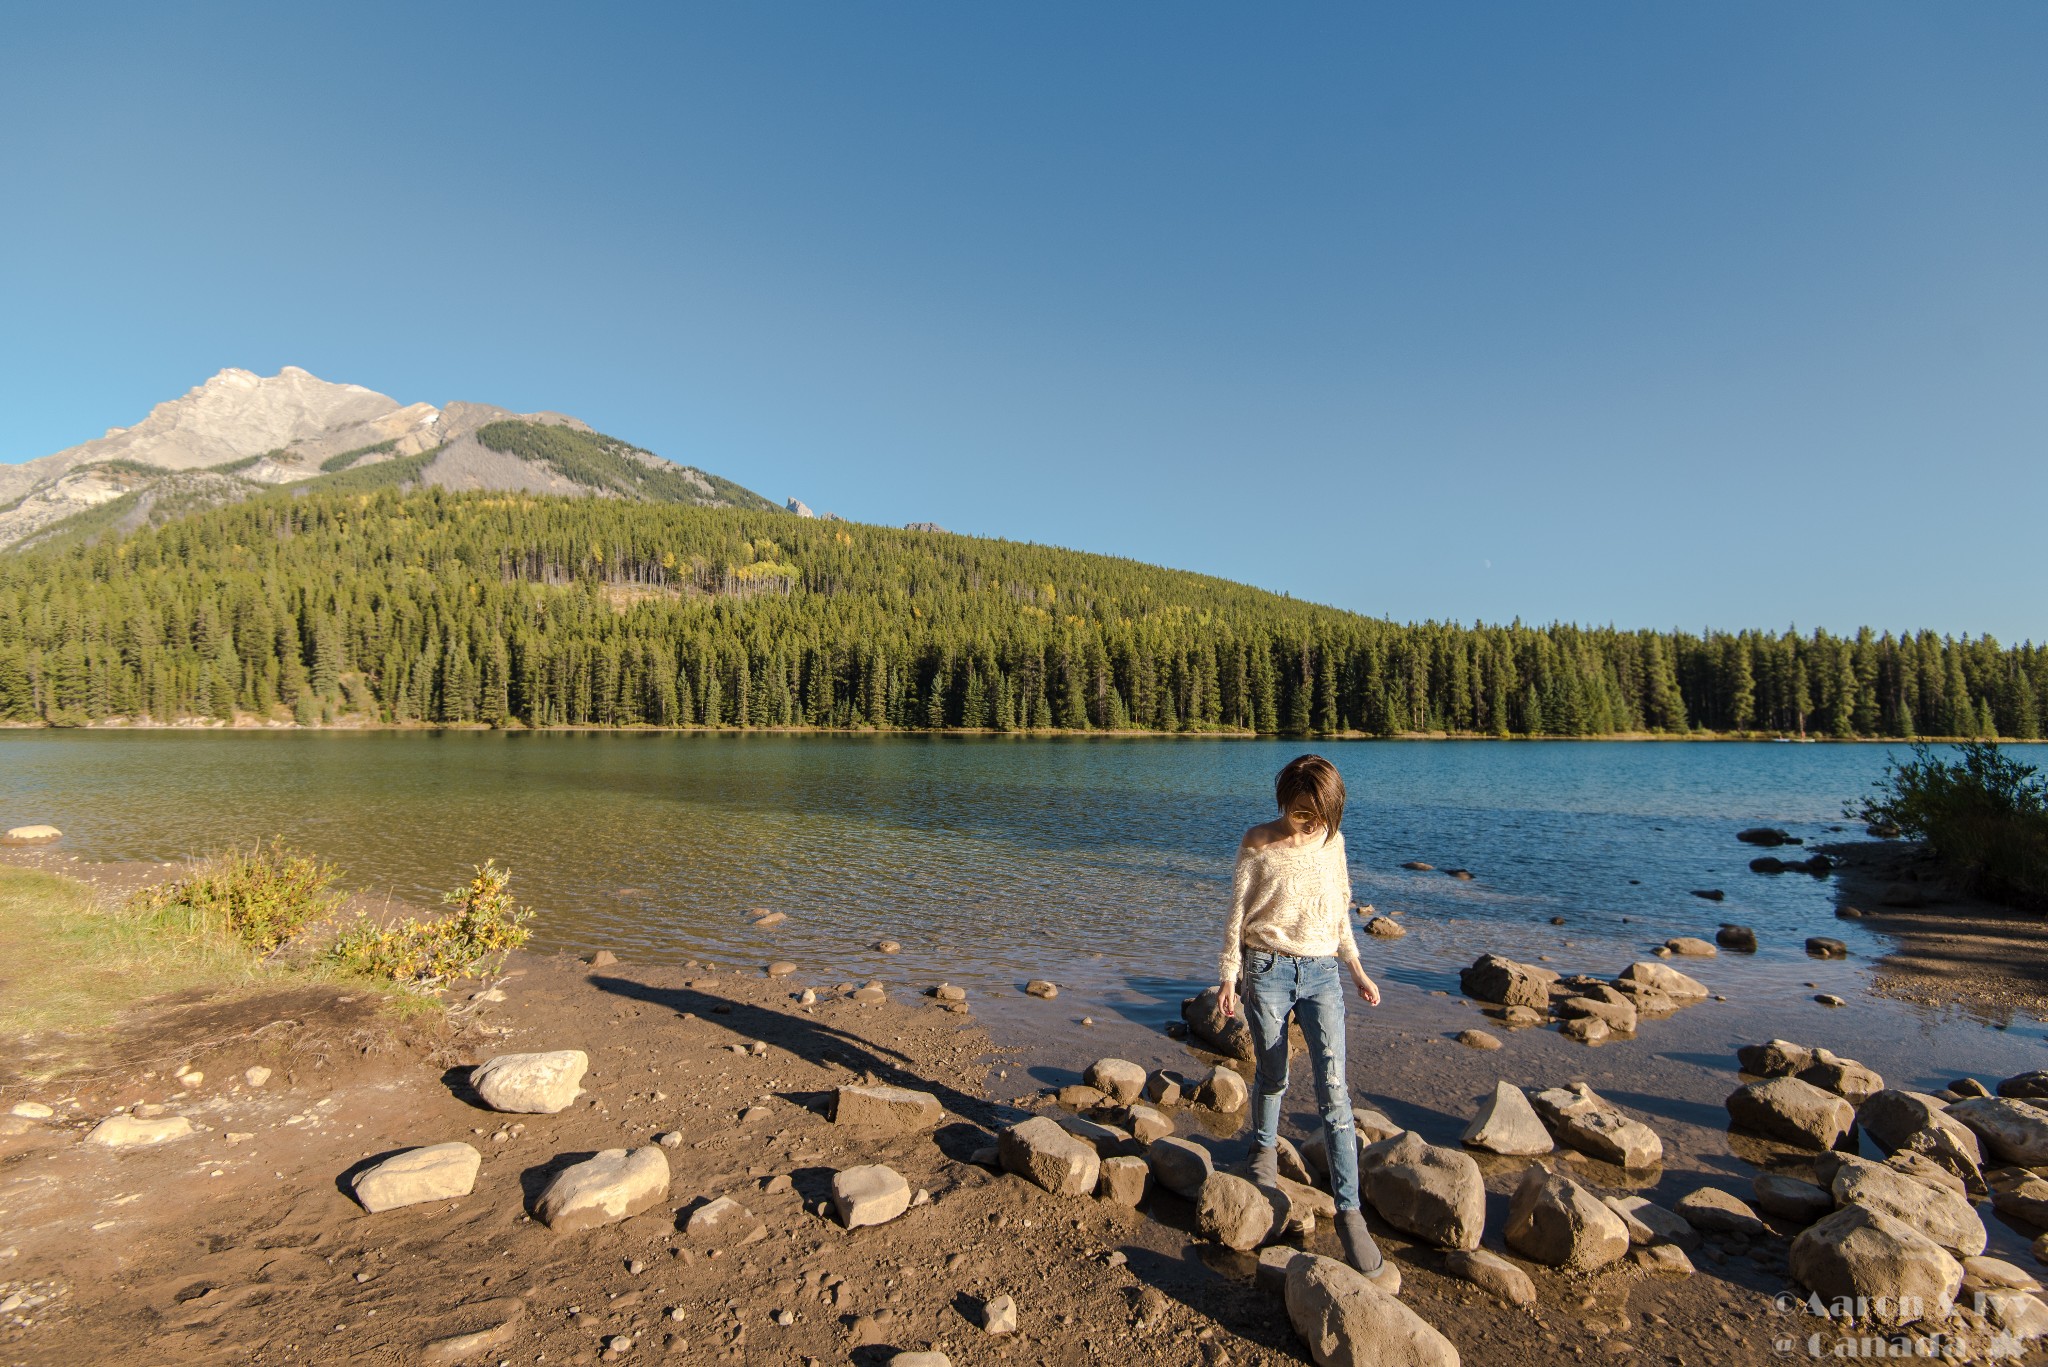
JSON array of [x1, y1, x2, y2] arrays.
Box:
[[1275, 754, 1345, 843]]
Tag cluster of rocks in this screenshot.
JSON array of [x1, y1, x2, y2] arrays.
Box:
[[1456, 953, 1709, 1045], [1725, 1042, 2048, 1335]]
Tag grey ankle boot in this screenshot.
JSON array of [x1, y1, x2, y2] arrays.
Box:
[[1247, 1144, 1280, 1186], [1336, 1208, 1388, 1278]]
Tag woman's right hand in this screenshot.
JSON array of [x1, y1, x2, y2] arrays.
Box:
[[1219, 978, 1239, 1019]]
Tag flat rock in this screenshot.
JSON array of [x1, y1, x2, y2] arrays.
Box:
[[1946, 1097, 2048, 1166], [3, 825, 60, 842], [833, 1085, 943, 1132], [887, 1355, 950, 1367], [999, 1116, 1099, 1197], [1634, 1245, 1696, 1275], [1753, 1174, 1833, 1225], [1454, 1029, 1501, 1051], [1990, 1167, 2048, 1227], [1096, 1155, 1150, 1206], [684, 1195, 757, 1239], [1359, 1131, 1486, 1251], [831, 1164, 912, 1229], [1963, 1255, 2044, 1295], [1560, 1016, 1610, 1045], [1146, 1136, 1215, 1199], [1997, 1071, 2048, 1101], [1462, 1081, 1553, 1157], [1726, 1076, 1856, 1150], [1673, 1186, 1766, 1236], [1557, 994, 1636, 1034], [1531, 1083, 1663, 1168], [419, 1297, 527, 1366], [470, 1050, 589, 1115], [1196, 1171, 1285, 1251], [1805, 937, 1848, 959], [1054, 1112, 1136, 1158], [1443, 1248, 1535, 1306], [1085, 1058, 1147, 1105], [1612, 960, 1708, 1001], [1831, 1155, 1987, 1256], [86, 1115, 194, 1147], [535, 1147, 669, 1233], [1458, 953, 1558, 1009], [351, 1142, 481, 1212], [1506, 1165, 1630, 1270], [1603, 1194, 1699, 1249], [1664, 937, 1717, 957], [1789, 1204, 1963, 1327], [1055, 1084, 1108, 1109], [1283, 1254, 1460, 1367], [1024, 980, 1058, 999]]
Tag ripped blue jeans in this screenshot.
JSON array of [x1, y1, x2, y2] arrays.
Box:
[[1243, 949, 1360, 1213]]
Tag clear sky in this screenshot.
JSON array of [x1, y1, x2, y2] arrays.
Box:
[[2, 3, 2042, 641]]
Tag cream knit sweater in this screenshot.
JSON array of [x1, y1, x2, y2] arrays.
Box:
[[1218, 831, 1364, 981]]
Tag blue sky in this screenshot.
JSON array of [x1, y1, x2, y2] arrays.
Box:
[[2, 4, 2042, 640]]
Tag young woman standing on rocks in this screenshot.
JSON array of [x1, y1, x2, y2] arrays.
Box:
[[1217, 753, 1388, 1279]]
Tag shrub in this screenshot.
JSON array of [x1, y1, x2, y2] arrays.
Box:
[[329, 860, 533, 988], [1852, 741, 2048, 908], [129, 839, 344, 952]]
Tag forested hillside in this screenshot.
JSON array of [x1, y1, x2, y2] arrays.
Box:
[[0, 486, 2039, 738]]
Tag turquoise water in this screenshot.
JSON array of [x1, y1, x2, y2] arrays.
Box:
[[1, 731, 2038, 1084]]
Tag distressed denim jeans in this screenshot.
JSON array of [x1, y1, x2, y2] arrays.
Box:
[[1243, 949, 1359, 1213]]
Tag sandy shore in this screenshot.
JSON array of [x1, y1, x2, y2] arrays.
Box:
[[2, 848, 2046, 1365]]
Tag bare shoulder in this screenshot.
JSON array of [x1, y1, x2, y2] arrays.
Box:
[[1240, 821, 1286, 853]]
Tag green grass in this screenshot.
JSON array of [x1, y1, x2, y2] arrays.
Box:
[[321, 440, 398, 474], [297, 447, 441, 496], [476, 420, 779, 510]]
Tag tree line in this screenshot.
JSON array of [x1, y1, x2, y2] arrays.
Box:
[[0, 486, 2039, 740]]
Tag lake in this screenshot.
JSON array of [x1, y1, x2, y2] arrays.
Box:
[[3, 731, 2041, 1098]]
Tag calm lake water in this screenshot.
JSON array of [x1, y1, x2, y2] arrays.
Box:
[[3, 731, 2041, 1095]]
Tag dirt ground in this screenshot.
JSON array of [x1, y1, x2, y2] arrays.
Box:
[[1821, 839, 2048, 1023], [0, 851, 2037, 1366]]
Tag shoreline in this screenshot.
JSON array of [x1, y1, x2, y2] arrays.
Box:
[[6, 844, 2048, 1362]]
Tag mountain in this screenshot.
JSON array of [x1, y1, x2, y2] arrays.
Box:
[[0, 367, 776, 548]]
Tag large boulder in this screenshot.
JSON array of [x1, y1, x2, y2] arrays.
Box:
[[1725, 1076, 1857, 1150], [1146, 1137, 1214, 1199], [1798, 1050, 1886, 1105], [351, 1142, 481, 1212], [1990, 1167, 2048, 1228], [1054, 1112, 1138, 1159], [1458, 954, 1558, 1009], [1997, 1071, 2048, 1102], [1505, 1166, 1630, 1271], [1284, 1254, 1462, 1367], [1000, 1116, 1100, 1197], [1858, 1091, 1985, 1185], [534, 1147, 670, 1232], [1359, 1131, 1486, 1251], [1789, 1205, 1964, 1327], [1530, 1083, 1663, 1168], [1830, 1155, 1986, 1257], [1462, 1081, 1553, 1157], [1737, 1039, 1812, 1077], [832, 1085, 942, 1132], [1946, 1097, 2048, 1167], [470, 1050, 589, 1115], [1197, 1172, 1286, 1251], [1612, 961, 1708, 1002]]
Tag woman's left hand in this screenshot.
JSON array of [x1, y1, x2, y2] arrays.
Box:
[[1353, 969, 1381, 1007]]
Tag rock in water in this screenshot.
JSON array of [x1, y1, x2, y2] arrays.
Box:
[[1084, 1059, 1147, 1105], [1198, 1066, 1249, 1114], [1797, 1049, 1886, 1104], [1443, 1248, 1535, 1306], [1737, 1039, 1814, 1077], [831, 1165, 912, 1229], [535, 1147, 670, 1232], [999, 1116, 1100, 1197], [1612, 961, 1708, 1002], [1462, 1081, 1553, 1157], [470, 1050, 589, 1114], [1284, 1254, 1461, 1367], [1197, 1171, 1285, 1251], [1726, 1076, 1857, 1150], [832, 1085, 943, 1132], [1789, 1205, 1963, 1327], [1530, 1083, 1663, 1168], [1359, 1131, 1486, 1251], [3, 825, 60, 842], [1857, 1090, 1985, 1185], [1457, 954, 1558, 1009], [351, 1142, 481, 1212], [1603, 1195, 1699, 1249], [1945, 1097, 2048, 1166], [1182, 985, 1255, 1061], [85, 1115, 194, 1147], [1146, 1136, 1215, 1199], [1024, 980, 1058, 999], [1738, 827, 1793, 846], [1672, 1187, 1766, 1237], [1505, 1166, 1629, 1271], [1365, 916, 1407, 939], [1716, 924, 1758, 951], [1126, 1104, 1173, 1143], [1997, 1071, 2048, 1101], [1664, 937, 1717, 957], [1805, 937, 1848, 959]]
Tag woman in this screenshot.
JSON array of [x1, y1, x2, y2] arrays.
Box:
[[1217, 753, 1388, 1279]]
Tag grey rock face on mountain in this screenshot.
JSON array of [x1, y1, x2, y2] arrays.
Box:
[[0, 366, 775, 549]]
